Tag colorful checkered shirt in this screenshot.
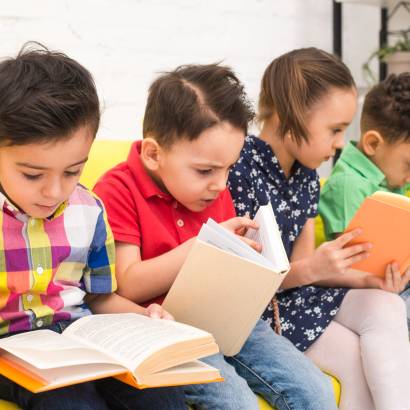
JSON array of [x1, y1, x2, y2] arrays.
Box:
[[0, 185, 117, 336]]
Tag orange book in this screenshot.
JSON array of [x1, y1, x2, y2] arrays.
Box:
[[345, 191, 410, 278], [0, 313, 222, 393]]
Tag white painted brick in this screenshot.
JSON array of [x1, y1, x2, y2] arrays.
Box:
[[0, 0, 390, 177]]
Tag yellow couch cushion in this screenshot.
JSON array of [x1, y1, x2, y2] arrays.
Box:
[[0, 401, 20, 410], [80, 139, 132, 189]]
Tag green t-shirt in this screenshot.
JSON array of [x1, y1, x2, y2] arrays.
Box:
[[319, 141, 406, 240]]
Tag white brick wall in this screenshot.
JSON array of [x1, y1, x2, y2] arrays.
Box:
[[0, 0, 388, 176]]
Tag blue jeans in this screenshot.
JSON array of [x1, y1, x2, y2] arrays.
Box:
[[0, 320, 187, 410], [183, 319, 336, 410]]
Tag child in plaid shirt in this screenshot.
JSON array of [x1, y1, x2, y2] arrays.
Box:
[[0, 43, 186, 410]]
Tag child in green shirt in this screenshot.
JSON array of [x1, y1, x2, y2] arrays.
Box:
[[319, 72, 410, 328]]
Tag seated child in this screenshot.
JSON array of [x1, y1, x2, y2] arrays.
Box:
[[0, 43, 186, 410], [228, 48, 410, 410], [319, 72, 410, 327], [94, 63, 338, 410]]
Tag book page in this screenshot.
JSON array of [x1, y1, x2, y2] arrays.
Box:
[[0, 352, 124, 387], [63, 313, 212, 371], [0, 330, 119, 369], [198, 219, 271, 267], [137, 359, 221, 387], [245, 204, 289, 272], [372, 191, 410, 209]]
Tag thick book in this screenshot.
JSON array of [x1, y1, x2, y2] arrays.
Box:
[[163, 203, 290, 357], [345, 191, 410, 277], [0, 313, 222, 393]]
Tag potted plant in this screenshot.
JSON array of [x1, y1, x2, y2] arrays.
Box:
[[363, 30, 410, 84]]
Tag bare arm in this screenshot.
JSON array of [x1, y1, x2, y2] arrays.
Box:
[[115, 238, 195, 304], [85, 292, 147, 315], [115, 216, 260, 304], [281, 219, 372, 289], [281, 219, 318, 288], [85, 293, 174, 319]]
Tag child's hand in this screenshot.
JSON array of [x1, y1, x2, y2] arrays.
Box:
[[310, 229, 372, 279], [220, 216, 262, 252], [377, 263, 410, 294], [146, 303, 174, 320]]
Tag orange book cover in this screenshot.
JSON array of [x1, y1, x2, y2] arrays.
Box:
[[0, 354, 126, 393], [0, 313, 222, 393], [345, 191, 410, 278]]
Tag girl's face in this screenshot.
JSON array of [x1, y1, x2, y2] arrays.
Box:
[[285, 87, 358, 170]]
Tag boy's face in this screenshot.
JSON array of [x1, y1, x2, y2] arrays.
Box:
[[0, 126, 94, 218], [373, 139, 410, 189], [286, 87, 357, 169], [152, 122, 244, 212]]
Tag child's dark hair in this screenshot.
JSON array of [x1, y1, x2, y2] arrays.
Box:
[[259, 47, 356, 145], [0, 42, 100, 146], [361, 72, 410, 143], [143, 63, 254, 147]]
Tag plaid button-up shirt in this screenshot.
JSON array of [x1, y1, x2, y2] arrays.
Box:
[[0, 185, 116, 336]]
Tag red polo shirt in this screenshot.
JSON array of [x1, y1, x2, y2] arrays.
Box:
[[93, 140, 236, 303]]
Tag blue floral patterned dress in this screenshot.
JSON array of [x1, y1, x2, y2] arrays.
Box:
[[228, 135, 348, 351]]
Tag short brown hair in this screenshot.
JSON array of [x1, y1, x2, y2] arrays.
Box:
[[0, 42, 100, 146], [143, 63, 254, 147], [361, 72, 410, 143], [259, 47, 355, 145]]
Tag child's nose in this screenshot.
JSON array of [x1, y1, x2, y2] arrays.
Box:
[[209, 175, 227, 193], [42, 179, 63, 199], [333, 134, 345, 150]]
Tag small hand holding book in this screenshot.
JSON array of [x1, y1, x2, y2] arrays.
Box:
[[345, 191, 410, 278]]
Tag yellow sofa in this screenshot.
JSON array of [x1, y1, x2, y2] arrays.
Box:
[[0, 139, 340, 409]]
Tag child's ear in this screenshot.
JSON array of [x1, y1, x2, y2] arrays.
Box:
[[140, 138, 162, 171], [361, 130, 385, 157]]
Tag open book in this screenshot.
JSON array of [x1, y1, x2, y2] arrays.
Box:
[[163, 203, 290, 356], [0, 313, 222, 393], [345, 191, 410, 277]]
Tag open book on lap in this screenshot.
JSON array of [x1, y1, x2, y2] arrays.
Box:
[[345, 191, 410, 277], [0, 313, 222, 393], [163, 203, 289, 356]]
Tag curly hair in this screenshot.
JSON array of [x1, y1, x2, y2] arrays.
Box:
[[361, 72, 410, 143]]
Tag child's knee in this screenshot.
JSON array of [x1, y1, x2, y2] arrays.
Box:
[[361, 289, 406, 327]]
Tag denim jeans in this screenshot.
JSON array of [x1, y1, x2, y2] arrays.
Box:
[[0, 320, 187, 410], [183, 319, 337, 410]]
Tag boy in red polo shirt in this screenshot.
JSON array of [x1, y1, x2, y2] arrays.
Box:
[[94, 64, 337, 410]]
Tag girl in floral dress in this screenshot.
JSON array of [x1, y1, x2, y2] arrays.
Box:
[[228, 48, 410, 410]]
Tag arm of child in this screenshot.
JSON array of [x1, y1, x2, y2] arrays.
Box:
[[85, 293, 173, 319], [115, 238, 195, 303], [115, 217, 260, 303], [280, 219, 372, 288]]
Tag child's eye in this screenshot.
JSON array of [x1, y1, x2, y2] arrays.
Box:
[[23, 173, 42, 180], [332, 128, 342, 135], [197, 169, 213, 176], [64, 170, 81, 177]]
